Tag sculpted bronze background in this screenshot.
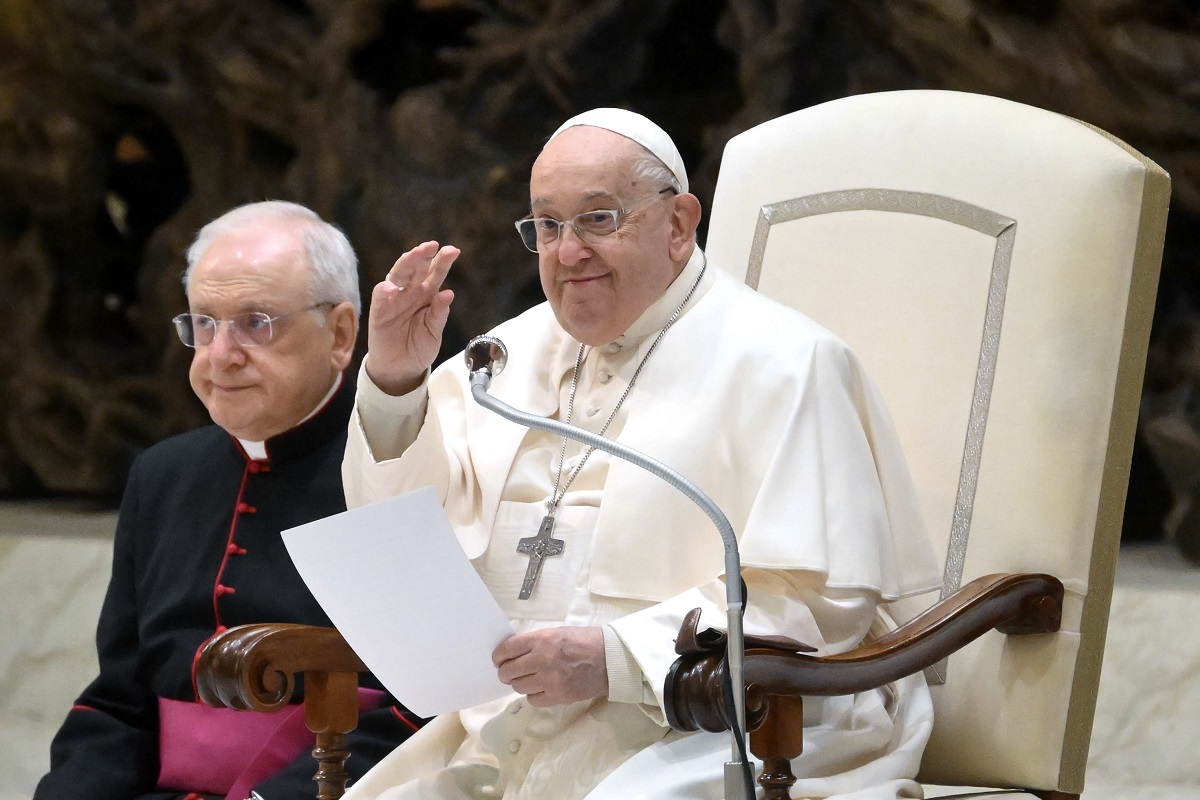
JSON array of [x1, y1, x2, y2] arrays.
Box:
[[1, 0, 1198, 555]]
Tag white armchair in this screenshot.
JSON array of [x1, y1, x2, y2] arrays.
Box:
[[665, 89, 1170, 799]]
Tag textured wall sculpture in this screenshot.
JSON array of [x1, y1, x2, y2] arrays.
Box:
[[1, 0, 1197, 530]]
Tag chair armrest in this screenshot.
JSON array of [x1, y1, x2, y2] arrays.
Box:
[[196, 623, 370, 800], [196, 622, 367, 713], [665, 572, 1064, 733]]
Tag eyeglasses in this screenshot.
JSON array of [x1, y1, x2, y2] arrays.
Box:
[[514, 187, 677, 253], [172, 303, 331, 348]]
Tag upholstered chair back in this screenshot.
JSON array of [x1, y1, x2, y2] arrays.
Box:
[[704, 90, 1169, 793]]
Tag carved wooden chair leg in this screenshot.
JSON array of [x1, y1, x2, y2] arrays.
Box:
[[305, 670, 360, 800], [749, 693, 805, 800]]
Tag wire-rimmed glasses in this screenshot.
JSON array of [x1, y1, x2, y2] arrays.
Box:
[[172, 303, 331, 348], [514, 187, 677, 253]]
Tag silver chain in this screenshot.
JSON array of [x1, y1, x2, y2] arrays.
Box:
[[546, 257, 707, 515]]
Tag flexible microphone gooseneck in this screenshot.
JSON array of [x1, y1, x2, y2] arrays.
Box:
[[464, 335, 754, 800]]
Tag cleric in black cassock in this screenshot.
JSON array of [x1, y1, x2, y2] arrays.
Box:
[[35, 201, 426, 800]]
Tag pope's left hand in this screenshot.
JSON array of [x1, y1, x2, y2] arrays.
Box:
[[493, 626, 608, 707]]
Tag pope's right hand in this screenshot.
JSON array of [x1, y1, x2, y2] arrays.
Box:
[[365, 241, 458, 396]]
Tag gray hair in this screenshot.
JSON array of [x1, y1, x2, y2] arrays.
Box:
[[631, 152, 682, 195], [183, 200, 362, 316]]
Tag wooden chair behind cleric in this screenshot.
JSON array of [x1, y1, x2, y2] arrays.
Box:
[[197, 90, 1170, 800]]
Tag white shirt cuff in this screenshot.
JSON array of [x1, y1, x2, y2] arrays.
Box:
[[355, 360, 429, 462], [603, 624, 652, 704]]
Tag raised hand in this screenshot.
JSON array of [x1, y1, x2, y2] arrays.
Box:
[[365, 241, 458, 396], [493, 626, 608, 707]]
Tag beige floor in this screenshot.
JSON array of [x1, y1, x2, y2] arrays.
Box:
[[2, 499, 1198, 799]]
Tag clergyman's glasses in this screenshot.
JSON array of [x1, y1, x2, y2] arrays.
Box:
[[172, 303, 331, 348], [514, 187, 677, 253]]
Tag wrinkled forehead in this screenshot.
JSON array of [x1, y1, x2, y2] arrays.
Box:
[[188, 224, 312, 308], [530, 127, 651, 203]]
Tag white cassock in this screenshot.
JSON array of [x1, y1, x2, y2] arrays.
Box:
[[341, 249, 941, 800]]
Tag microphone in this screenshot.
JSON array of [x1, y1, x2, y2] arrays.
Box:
[[464, 336, 754, 800]]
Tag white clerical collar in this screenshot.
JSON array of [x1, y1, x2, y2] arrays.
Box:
[[237, 372, 343, 461], [617, 247, 712, 344]]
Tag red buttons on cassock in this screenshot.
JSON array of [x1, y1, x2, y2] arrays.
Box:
[[225, 543, 247, 555], [235, 501, 257, 514], [215, 584, 235, 597], [247, 461, 270, 474]]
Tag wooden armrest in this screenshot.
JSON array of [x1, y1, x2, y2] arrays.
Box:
[[666, 572, 1064, 734], [195, 623, 369, 800], [196, 622, 367, 712], [665, 572, 1064, 800]]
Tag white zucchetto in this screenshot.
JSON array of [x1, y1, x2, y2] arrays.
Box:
[[547, 107, 689, 193]]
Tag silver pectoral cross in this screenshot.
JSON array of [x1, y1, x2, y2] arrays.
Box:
[[516, 514, 565, 599]]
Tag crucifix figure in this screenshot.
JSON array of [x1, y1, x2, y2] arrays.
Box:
[[517, 514, 565, 599]]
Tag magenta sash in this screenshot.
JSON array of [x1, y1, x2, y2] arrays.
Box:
[[157, 689, 385, 799]]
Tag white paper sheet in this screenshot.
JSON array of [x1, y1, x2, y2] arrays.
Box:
[[282, 485, 515, 717]]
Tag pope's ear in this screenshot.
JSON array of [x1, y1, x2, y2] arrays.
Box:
[[668, 193, 702, 260], [328, 301, 358, 371]]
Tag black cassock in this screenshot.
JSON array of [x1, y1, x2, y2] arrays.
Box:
[[35, 377, 426, 800]]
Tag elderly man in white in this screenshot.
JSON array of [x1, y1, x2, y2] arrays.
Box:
[[341, 108, 940, 800]]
